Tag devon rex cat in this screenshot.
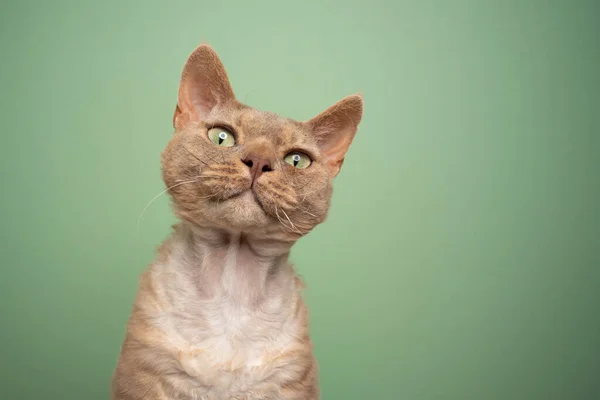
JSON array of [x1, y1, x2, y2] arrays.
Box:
[[112, 44, 363, 400]]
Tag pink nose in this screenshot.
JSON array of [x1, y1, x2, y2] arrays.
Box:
[[242, 155, 273, 183]]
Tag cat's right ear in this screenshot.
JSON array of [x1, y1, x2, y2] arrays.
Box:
[[173, 45, 236, 130]]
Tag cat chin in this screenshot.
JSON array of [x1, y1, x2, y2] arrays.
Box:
[[178, 191, 272, 232], [215, 195, 270, 229]]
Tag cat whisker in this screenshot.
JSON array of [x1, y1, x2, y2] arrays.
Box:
[[183, 145, 209, 166], [193, 144, 222, 165], [294, 175, 316, 192], [299, 181, 329, 204], [299, 208, 317, 218], [243, 89, 259, 104], [198, 187, 227, 200], [280, 208, 304, 236], [137, 179, 199, 232], [274, 206, 303, 236], [273, 206, 290, 231]]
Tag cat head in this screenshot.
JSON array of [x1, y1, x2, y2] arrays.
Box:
[[161, 45, 363, 241]]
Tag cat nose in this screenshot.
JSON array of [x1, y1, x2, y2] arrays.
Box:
[[242, 155, 273, 183]]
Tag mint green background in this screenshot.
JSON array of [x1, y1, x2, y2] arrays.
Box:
[[1, 1, 599, 399]]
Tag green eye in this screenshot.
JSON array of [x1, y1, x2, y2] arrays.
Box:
[[284, 152, 311, 169], [208, 127, 235, 147]]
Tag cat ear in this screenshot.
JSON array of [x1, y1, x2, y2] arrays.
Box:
[[306, 94, 363, 176], [173, 45, 236, 130]]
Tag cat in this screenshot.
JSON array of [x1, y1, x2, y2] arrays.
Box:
[[111, 44, 363, 400]]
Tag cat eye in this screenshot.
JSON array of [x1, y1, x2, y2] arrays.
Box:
[[284, 152, 311, 169], [207, 127, 236, 147]]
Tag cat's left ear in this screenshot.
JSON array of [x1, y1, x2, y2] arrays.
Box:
[[173, 44, 236, 130], [306, 94, 363, 177]]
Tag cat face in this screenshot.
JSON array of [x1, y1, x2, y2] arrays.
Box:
[[161, 45, 362, 240]]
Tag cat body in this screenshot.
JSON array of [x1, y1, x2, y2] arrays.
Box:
[[112, 45, 362, 400], [112, 225, 316, 399]]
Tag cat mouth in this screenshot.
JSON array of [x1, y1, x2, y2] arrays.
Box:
[[247, 189, 267, 212], [227, 188, 267, 213]]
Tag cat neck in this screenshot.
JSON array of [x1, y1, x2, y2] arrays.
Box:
[[169, 222, 297, 307]]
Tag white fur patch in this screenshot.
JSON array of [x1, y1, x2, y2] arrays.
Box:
[[148, 231, 301, 398]]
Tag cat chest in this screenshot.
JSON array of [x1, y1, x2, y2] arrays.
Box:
[[158, 299, 297, 390]]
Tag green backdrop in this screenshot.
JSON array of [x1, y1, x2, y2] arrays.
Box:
[[1, 1, 599, 399]]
